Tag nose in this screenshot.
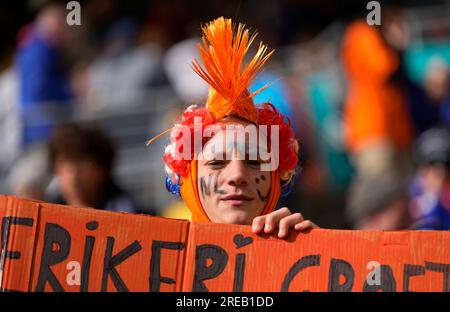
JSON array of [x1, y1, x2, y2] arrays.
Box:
[[64, 162, 82, 186], [224, 159, 249, 187]]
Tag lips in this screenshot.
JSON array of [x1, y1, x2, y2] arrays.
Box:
[[221, 194, 253, 201], [220, 194, 254, 207]]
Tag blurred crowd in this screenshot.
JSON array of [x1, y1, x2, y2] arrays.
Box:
[[0, 0, 450, 230]]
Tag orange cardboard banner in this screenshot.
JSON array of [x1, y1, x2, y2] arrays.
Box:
[[1, 195, 449, 292], [1, 196, 189, 292], [183, 223, 450, 291]]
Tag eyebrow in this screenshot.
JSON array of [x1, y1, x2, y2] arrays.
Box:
[[208, 152, 227, 160], [205, 151, 271, 162]]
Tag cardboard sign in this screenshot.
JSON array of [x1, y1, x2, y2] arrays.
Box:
[[1, 196, 189, 292], [1, 195, 449, 292], [183, 223, 450, 291]]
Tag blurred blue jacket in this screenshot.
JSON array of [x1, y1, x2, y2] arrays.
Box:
[[16, 27, 72, 147], [409, 178, 450, 230]]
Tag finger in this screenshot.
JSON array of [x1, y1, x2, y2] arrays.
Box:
[[278, 213, 304, 238], [252, 216, 266, 233], [294, 220, 319, 232], [264, 207, 292, 233]]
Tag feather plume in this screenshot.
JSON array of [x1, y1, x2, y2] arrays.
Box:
[[192, 17, 274, 123]]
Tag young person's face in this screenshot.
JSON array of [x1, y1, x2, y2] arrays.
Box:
[[197, 118, 272, 225], [55, 157, 107, 207]]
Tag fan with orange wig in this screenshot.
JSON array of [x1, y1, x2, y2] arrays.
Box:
[[150, 17, 299, 203]]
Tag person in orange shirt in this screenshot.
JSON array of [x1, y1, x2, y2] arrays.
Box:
[[342, 11, 413, 229], [150, 18, 318, 237]]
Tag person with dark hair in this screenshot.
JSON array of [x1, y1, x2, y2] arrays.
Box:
[[46, 122, 138, 213], [409, 127, 450, 230]]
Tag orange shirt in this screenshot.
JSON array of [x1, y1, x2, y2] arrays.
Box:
[[342, 20, 412, 153]]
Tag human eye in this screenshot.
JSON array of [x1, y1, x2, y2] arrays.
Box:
[[246, 159, 262, 168], [207, 160, 226, 168]]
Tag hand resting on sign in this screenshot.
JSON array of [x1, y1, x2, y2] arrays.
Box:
[[251, 207, 320, 239]]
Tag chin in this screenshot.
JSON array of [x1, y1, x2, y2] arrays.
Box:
[[220, 209, 253, 225]]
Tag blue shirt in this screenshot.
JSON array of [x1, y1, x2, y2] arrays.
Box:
[[409, 178, 450, 230], [16, 29, 72, 146]]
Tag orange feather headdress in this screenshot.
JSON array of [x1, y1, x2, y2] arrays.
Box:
[[192, 17, 273, 122]]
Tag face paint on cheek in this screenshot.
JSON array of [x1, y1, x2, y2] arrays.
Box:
[[213, 172, 227, 195], [199, 176, 210, 199], [257, 188, 270, 201], [256, 174, 270, 201], [199, 173, 216, 198], [214, 175, 226, 195], [199, 172, 227, 199]]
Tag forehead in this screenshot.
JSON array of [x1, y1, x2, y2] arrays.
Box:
[[200, 118, 271, 161], [204, 119, 267, 144]]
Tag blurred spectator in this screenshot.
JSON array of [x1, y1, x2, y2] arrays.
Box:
[[342, 10, 414, 229], [347, 170, 411, 230], [409, 127, 450, 230], [15, 3, 73, 148], [407, 57, 450, 135], [46, 122, 138, 213], [7, 142, 50, 201], [85, 17, 163, 110], [424, 58, 449, 106], [0, 66, 21, 168], [163, 37, 208, 104]]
